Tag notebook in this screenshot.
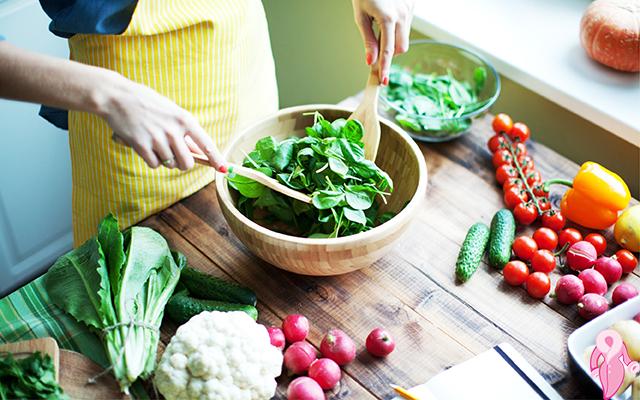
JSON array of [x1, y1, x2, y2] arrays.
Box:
[[395, 343, 563, 400]]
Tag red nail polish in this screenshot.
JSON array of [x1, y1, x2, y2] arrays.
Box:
[[218, 165, 228, 174], [366, 52, 372, 65], [382, 76, 389, 86]]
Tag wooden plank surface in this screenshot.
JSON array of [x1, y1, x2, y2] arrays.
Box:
[[140, 98, 638, 399]]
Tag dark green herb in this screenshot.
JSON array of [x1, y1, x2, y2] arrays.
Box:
[[0, 351, 68, 400], [228, 113, 394, 238], [383, 65, 489, 135]]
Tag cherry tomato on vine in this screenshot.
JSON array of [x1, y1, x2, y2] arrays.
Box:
[[488, 134, 506, 153], [518, 155, 535, 173], [512, 236, 538, 261], [503, 261, 530, 286], [533, 228, 558, 250], [541, 211, 566, 232], [496, 165, 518, 185], [504, 187, 529, 209], [526, 170, 542, 186], [514, 202, 538, 225], [492, 113, 514, 135], [531, 249, 556, 273], [503, 178, 524, 192], [509, 122, 531, 142], [584, 233, 607, 256], [532, 184, 549, 198], [526, 272, 551, 299], [615, 249, 638, 274], [513, 143, 527, 158], [558, 228, 582, 248], [538, 197, 552, 212], [492, 149, 513, 169]]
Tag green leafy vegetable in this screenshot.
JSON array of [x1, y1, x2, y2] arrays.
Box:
[[0, 351, 68, 400], [229, 113, 394, 238], [43, 214, 184, 394], [383, 65, 489, 136]]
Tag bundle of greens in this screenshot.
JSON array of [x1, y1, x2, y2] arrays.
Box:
[[383, 64, 488, 135], [228, 112, 394, 238], [0, 352, 67, 400], [43, 215, 184, 394]]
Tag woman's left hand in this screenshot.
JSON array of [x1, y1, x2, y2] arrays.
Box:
[[352, 0, 415, 85]]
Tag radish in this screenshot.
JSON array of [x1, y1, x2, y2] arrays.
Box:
[[320, 329, 356, 366], [554, 275, 585, 305], [308, 358, 341, 390], [634, 313, 640, 323], [594, 256, 623, 285], [267, 326, 286, 351], [577, 293, 609, 320], [287, 376, 325, 400], [578, 269, 608, 295], [365, 328, 396, 357], [283, 314, 310, 343], [284, 341, 317, 374], [567, 241, 597, 271], [611, 283, 639, 306]]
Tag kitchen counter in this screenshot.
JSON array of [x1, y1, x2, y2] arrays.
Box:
[[138, 96, 639, 399]]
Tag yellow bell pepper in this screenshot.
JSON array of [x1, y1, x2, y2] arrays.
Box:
[[545, 162, 631, 230]]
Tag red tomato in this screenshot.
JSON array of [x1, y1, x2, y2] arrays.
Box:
[[492, 113, 514, 135], [496, 165, 518, 185], [492, 149, 513, 169], [558, 228, 583, 248], [526, 272, 551, 299], [513, 143, 527, 158], [537, 197, 552, 212], [533, 228, 558, 251], [526, 170, 542, 186], [541, 211, 566, 232], [519, 156, 535, 172], [531, 249, 557, 273], [532, 184, 549, 198], [487, 134, 506, 153], [615, 250, 638, 274], [512, 236, 538, 262], [584, 233, 607, 256], [509, 122, 531, 142], [503, 261, 530, 286], [504, 187, 529, 209], [503, 178, 524, 192], [514, 202, 538, 225]]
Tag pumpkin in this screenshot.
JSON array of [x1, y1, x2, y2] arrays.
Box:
[[580, 0, 640, 72]]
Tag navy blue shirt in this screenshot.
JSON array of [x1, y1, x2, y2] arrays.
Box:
[[38, 0, 138, 129]]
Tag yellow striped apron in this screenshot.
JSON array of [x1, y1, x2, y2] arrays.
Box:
[[68, 0, 278, 245]]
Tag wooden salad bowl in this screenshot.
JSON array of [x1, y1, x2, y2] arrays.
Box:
[[215, 105, 428, 276]]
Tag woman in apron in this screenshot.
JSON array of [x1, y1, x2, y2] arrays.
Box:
[[0, 0, 414, 377]]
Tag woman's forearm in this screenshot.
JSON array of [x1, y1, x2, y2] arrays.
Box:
[[0, 41, 120, 116]]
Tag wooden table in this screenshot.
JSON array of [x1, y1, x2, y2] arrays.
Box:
[[141, 98, 639, 400]]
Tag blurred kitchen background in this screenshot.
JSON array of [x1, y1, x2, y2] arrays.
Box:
[[0, 0, 638, 295]]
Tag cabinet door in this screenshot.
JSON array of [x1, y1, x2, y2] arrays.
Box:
[[0, 0, 72, 296]]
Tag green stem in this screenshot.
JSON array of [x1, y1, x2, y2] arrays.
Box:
[[542, 178, 573, 193]]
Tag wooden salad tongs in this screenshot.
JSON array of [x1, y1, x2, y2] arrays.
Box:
[[192, 153, 312, 204], [349, 66, 382, 161]]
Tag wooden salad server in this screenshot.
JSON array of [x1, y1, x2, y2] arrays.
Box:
[[349, 66, 381, 161], [192, 153, 312, 204]]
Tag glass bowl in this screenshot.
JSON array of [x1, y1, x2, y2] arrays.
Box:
[[379, 40, 501, 142]]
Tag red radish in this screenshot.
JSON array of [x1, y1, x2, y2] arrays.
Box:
[[577, 293, 609, 320], [594, 256, 623, 285], [308, 358, 341, 390], [578, 269, 608, 295], [611, 283, 639, 306], [365, 328, 396, 357], [283, 314, 309, 343], [284, 342, 317, 374], [634, 313, 640, 323], [287, 376, 325, 400], [320, 329, 356, 366], [267, 326, 286, 351], [554, 275, 585, 305], [566, 241, 597, 271]]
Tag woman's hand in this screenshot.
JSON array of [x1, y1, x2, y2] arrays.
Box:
[[100, 76, 225, 171], [352, 0, 415, 85]]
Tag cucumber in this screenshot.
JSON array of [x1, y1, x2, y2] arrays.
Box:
[[180, 267, 257, 306], [488, 209, 516, 269], [455, 222, 491, 282], [166, 292, 258, 324]]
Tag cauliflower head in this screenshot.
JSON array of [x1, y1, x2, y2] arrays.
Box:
[[155, 311, 283, 400]]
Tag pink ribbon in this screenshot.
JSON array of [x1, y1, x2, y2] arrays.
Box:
[[590, 329, 639, 399]]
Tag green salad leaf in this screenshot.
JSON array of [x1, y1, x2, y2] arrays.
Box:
[[229, 113, 394, 238], [0, 351, 68, 400]]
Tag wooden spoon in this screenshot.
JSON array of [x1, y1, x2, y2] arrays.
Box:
[[192, 153, 312, 204], [349, 67, 381, 161]]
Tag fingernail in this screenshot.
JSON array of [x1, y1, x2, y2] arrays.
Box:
[[382, 76, 389, 86], [366, 52, 372, 65], [218, 165, 228, 174]]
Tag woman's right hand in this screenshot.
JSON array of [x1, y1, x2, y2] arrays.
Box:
[[98, 74, 226, 172]]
